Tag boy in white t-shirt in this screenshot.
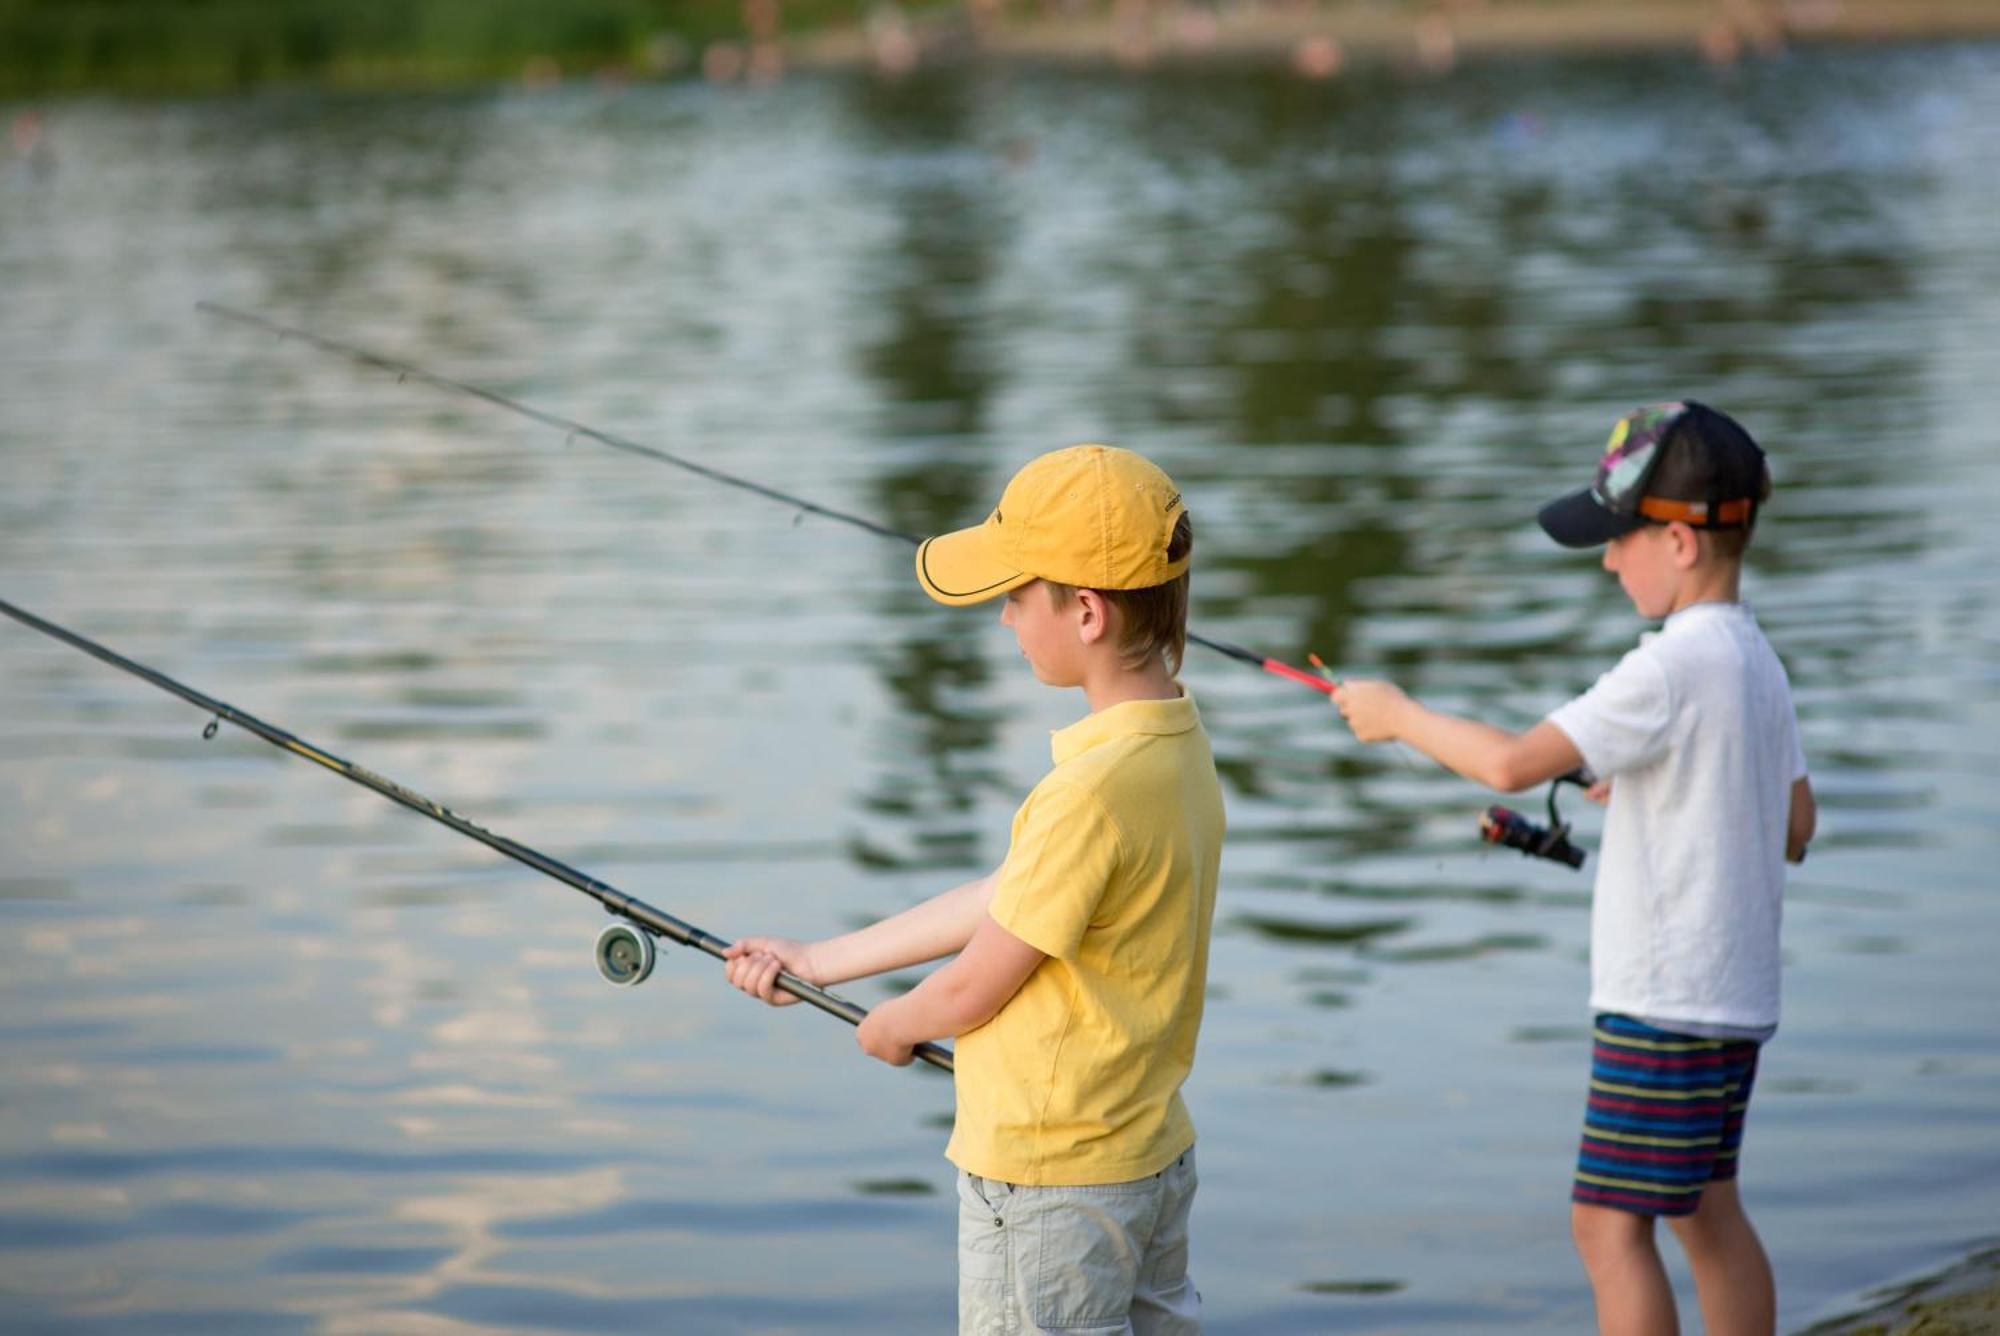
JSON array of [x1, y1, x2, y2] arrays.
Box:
[[1334, 402, 1815, 1336]]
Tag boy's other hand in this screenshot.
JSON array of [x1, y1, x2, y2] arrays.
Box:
[[1586, 778, 1612, 804], [723, 936, 818, 1006], [856, 1004, 916, 1066], [1332, 679, 1411, 744]]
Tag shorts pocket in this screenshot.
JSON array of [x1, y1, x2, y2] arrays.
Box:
[[1023, 1186, 1151, 1331], [957, 1173, 1011, 1286], [1147, 1155, 1196, 1291]]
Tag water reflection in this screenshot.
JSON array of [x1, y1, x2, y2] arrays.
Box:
[[848, 72, 1012, 876]]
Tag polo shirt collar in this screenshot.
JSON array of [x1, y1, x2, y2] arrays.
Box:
[[1050, 688, 1199, 764], [1662, 599, 1750, 632]]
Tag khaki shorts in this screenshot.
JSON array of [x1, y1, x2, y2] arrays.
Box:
[[957, 1147, 1200, 1335]]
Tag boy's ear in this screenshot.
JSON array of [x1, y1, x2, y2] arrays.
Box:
[[1073, 588, 1111, 645], [1665, 521, 1702, 570]]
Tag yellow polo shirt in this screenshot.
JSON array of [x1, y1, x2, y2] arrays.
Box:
[[946, 689, 1225, 1186]]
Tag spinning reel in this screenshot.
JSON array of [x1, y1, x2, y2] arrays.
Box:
[[1480, 768, 1592, 870], [595, 919, 659, 985]]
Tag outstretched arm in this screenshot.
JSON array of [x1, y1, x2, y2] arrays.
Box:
[[854, 914, 1046, 1066], [1334, 680, 1584, 793], [723, 867, 999, 1003]]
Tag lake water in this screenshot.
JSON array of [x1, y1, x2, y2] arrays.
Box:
[[2, 42, 1997, 1334]]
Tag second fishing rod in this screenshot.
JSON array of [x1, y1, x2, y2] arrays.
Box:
[[196, 302, 1338, 698], [199, 303, 1589, 870]]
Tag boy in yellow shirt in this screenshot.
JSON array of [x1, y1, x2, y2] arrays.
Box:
[[725, 444, 1225, 1334]]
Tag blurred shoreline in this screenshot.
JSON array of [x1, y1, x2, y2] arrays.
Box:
[[5, 1, 2000, 97], [799, 0, 2000, 79]]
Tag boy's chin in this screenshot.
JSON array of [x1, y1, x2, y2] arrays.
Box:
[[1618, 583, 1671, 621], [1023, 659, 1080, 689]]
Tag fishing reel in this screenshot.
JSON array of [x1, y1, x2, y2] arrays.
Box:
[[595, 920, 658, 986], [1479, 768, 1592, 870]]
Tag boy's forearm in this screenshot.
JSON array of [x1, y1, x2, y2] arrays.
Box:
[[870, 918, 1041, 1047], [873, 963, 993, 1047], [809, 869, 997, 984], [1392, 699, 1537, 792], [1786, 776, 1816, 862]]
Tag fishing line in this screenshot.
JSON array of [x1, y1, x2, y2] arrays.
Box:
[[0, 595, 953, 1073], [195, 302, 1337, 698]]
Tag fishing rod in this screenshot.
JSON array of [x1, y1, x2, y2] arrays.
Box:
[[195, 302, 1337, 698], [0, 595, 953, 1074]]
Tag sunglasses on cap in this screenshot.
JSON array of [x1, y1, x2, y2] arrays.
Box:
[[1538, 401, 1765, 547], [1598, 403, 1755, 527]]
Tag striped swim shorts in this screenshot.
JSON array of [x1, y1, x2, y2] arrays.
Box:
[[1573, 1013, 1761, 1218]]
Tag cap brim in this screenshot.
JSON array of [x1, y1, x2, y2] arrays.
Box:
[[1537, 488, 1644, 548], [915, 526, 1035, 606]]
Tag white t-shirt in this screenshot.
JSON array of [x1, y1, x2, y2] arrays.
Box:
[[1547, 601, 1806, 1035]]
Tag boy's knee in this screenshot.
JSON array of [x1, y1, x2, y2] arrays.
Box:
[[1667, 1180, 1751, 1246], [1571, 1200, 1655, 1260]]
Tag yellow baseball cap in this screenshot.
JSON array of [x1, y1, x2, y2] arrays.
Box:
[[915, 444, 1189, 606]]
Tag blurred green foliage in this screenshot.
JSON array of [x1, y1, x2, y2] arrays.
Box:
[[0, 0, 902, 95]]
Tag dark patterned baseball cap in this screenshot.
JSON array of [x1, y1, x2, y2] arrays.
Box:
[[1537, 401, 1771, 548]]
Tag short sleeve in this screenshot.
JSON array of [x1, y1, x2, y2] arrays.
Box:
[[988, 780, 1123, 962], [1546, 646, 1675, 779], [1787, 711, 1808, 783]]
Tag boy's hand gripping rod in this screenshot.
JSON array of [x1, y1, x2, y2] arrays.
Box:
[[0, 596, 952, 1074], [194, 303, 1337, 700]]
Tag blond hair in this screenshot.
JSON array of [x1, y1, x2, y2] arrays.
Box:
[[1045, 512, 1193, 673]]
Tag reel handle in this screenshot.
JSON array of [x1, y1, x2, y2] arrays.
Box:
[[1479, 805, 1587, 869]]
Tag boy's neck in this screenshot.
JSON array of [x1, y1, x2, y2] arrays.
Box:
[[1080, 658, 1182, 714], [1667, 560, 1742, 616]]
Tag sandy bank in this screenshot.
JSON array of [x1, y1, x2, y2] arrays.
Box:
[[1802, 1245, 2000, 1335]]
